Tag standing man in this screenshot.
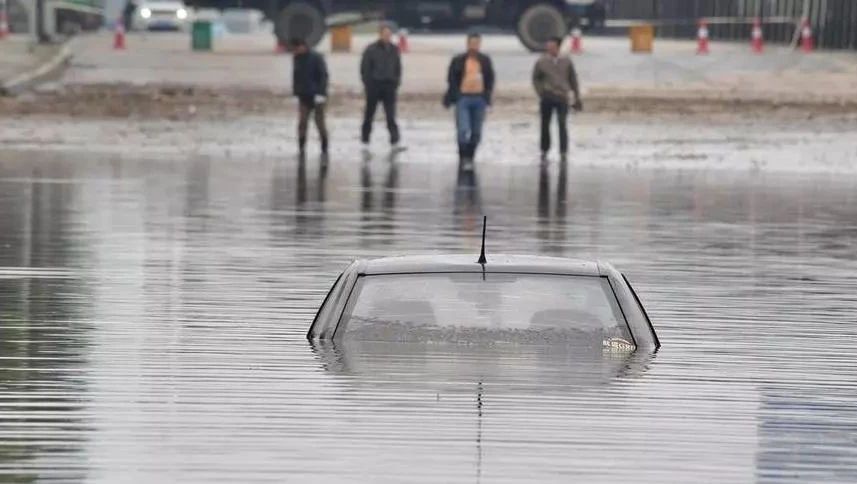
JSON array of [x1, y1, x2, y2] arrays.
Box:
[[444, 33, 495, 167], [123, 0, 138, 31], [360, 24, 403, 152], [291, 37, 329, 159], [532, 36, 583, 161]]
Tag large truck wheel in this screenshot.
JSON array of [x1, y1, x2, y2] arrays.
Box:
[[517, 4, 568, 52], [275, 1, 326, 49]]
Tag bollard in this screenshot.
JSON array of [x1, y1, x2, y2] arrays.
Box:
[[397, 28, 409, 53], [570, 27, 583, 54], [696, 20, 710, 55], [629, 24, 654, 53], [751, 18, 764, 54], [0, 0, 9, 40], [800, 18, 814, 53], [330, 25, 352, 52]]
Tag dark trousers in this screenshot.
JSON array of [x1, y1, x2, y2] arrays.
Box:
[[540, 99, 569, 154], [298, 97, 328, 153], [362, 81, 400, 144]]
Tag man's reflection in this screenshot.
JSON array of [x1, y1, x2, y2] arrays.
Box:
[[360, 153, 401, 247], [537, 159, 569, 254], [294, 156, 329, 207], [454, 162, 482, 235], [278, 156, 328, 239]]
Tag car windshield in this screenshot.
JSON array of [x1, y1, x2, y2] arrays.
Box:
[[339, 272, 633, 348]]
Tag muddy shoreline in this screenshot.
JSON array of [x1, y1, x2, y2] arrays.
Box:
[[3, 84, 857, 122]]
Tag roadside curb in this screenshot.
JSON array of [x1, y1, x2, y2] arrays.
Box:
[[0, 41, 74, 97]]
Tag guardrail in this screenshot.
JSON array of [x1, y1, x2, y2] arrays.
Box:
[[601, 0, 857, 50], [605, 16, 798, 28]]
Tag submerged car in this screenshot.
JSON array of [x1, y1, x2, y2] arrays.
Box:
[[308, 254, 659, 351], [132, 0, 192, 31]]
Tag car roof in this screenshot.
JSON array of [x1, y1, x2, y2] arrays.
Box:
[[359, 255, 604, 276]]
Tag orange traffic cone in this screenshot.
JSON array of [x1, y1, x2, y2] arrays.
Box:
[[0, 7, 10, 39], [751, 18, 764, 53], [113, 19, 126, 50], [397, 28, 409, 53], [696, 20, 710, 54], [570, 27, 583, 54], [800, 18, 814, 53]]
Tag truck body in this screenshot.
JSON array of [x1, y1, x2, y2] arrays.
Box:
[[183, 0, 605, 51], [7, 0, 103, 37]]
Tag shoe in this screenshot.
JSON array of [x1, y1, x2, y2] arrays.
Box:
[[460, 157, 474, 172], [320, 152, 330, 168], [391, 142, 408, 153], [540, 151, 548, 163]]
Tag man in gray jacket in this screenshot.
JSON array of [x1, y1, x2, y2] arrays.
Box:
[[360, 24, 403, 151], [532, 36, 583, 160]]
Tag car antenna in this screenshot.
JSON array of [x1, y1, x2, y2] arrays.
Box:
[[477, 216, 487, 265]]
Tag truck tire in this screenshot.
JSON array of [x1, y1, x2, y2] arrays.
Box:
[[517, 4, 568, 52], [275, 2, 326, 49]]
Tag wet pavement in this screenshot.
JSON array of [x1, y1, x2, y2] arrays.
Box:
[[1, 144, 857, 482]]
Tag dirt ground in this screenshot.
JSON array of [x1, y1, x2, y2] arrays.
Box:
[[3, 83, 857, 123], [5, 31, 857, 122]]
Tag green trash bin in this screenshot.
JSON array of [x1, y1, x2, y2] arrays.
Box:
[[192, 21, 213, 51]]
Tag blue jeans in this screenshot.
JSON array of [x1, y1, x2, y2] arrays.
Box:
[[455, 95, 487, 158]]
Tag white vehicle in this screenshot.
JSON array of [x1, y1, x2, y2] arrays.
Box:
[[132, 1, 192, 31]]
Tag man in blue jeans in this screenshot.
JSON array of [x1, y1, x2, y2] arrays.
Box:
[[443, 33, 495, 169]]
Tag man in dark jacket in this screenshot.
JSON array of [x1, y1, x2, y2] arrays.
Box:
[[360, 24, 403, 151], [532, 36, 582, 161], [123, 0, 137, 31], [291, 37, 329, 158], [444, 33, 495, 167]]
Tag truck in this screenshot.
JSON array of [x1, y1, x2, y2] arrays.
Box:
[[7, 0, 103, 37], [184, 0, 605, 52]]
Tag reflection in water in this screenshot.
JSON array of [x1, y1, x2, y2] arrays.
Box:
[[476, 380, 482, 484], [0, 166, 90, 482], [0, 153, 856, 482], [454, 164, 482, 240], [311, 340, 652, 394], [311, 340, 653, 484], [537, 160, 569, 255], [757, 385, 857, 483], [360, 153, 400, 247]]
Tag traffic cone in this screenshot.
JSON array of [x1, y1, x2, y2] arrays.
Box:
[[0, 8, 9, 39], [570, 27, 583, 54], [113, 19, 126, 50], [751, 18, 764, 53], [696, 20, 710, 54], [800, 18, 814, 53], [397, 28, 409, 53]]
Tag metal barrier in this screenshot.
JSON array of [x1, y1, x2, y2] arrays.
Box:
[[601, 0, 857, 50]]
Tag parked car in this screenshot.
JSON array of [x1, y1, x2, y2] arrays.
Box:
[[132, 0, 192, 31], [308, 254, 659, 351]]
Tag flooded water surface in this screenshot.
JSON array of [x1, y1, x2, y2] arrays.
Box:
[[1, 151, 857, 483]]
